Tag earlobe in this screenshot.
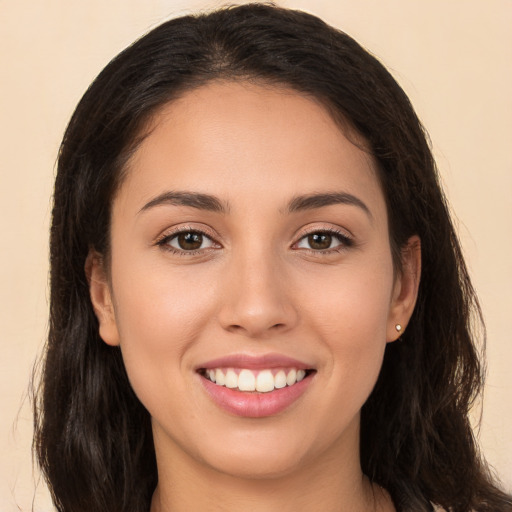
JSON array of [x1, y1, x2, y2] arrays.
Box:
[[387, 236, 421, 342], [85, 250, 120, 346]]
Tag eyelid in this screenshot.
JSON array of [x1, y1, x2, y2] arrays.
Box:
[[154, 224, 222, 253], [292, 225, 354, 251], [153, 223, 354, 255]]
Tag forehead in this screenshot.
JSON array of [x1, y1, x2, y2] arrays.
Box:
[[117, 81, 385, 219]]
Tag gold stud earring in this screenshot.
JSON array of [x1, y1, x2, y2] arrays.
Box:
[[395, 324, 402, 332]]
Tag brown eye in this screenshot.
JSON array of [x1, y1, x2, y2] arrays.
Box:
[[177, 232, 203, 250], [307, 233, 332, 250], [165, 231, 216, 252], [296, 230, 350, 251]]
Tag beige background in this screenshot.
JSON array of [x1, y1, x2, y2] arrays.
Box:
[[1, 1, 511, 510]]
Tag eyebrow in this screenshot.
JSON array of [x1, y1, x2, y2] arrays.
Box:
[[138, 190, 371, 218], [139, 191, 229, 214], [287, 192, 372, 219]]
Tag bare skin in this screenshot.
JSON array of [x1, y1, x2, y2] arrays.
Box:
[[88, 81, 420, 512]]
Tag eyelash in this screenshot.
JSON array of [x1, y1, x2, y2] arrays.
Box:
[[156, 227, 219, 256], [155, 227, 354, 256], [293, 227, 354, 254]]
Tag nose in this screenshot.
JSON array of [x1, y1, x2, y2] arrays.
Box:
[[217, 251, 298, 338]]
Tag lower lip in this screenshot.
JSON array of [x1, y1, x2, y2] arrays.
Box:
[[199, 373, 313, 418]]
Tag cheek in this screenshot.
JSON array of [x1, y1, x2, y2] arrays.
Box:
[[109, 256, 217, 405], [303, 255, 393, 332], [300, 258, 394, 392]]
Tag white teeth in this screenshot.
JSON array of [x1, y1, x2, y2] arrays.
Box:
[[215, 368, 225, 386], [225, 369, 238, 389], [238, 369, 256, 391], [204, 367, 309, 392], [256, 370, 274, 392], [274, 370, 287, 389], [286, 369, 297, 386]]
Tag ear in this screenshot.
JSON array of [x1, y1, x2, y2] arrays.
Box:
[[386, 235, 421, 342], [85, 250, 120, 346]]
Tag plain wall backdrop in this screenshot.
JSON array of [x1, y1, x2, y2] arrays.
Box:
[[1, 1, 511, 510]]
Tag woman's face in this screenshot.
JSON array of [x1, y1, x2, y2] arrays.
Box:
[[89, 81, 419, 480]]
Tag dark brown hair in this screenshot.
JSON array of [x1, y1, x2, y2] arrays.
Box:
[[34, 3, 512, 511]]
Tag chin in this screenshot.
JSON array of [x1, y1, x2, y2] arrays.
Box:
[[186, 418, 345, 482], [205, 447, 308, 481]]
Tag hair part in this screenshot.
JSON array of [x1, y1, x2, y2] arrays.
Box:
[[34, 4, 512, 512]]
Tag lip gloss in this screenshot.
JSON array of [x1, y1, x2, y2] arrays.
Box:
[[199, 373, 312, 417]]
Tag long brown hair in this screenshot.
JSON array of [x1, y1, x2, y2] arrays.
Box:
[[34, 4, 512, 511]]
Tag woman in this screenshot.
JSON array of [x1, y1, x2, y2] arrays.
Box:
[[34, 3, 512, 511]]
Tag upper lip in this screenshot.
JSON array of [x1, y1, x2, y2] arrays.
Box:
[[196, 353, 314, 371]]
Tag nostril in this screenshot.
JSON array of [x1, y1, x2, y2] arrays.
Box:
[[225, 321, 288, 336], [217, 295, 299, 337], [225, 324, 243, 333]]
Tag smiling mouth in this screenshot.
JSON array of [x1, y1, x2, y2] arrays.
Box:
[[198, 367, 316, 393]]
